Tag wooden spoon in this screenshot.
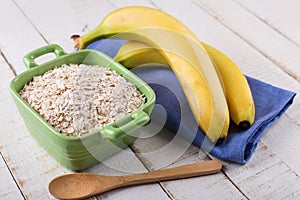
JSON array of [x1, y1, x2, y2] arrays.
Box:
[[49, 160, 222, 199]]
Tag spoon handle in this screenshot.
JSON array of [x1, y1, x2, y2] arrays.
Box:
[[119, 160, 222, 186]]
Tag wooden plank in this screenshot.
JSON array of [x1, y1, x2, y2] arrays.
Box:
[[132, 129, 246, 199], [86, 149, 170, 200], [0, 153, 24, 200], [12, 0, 91, 52], [109, 0, 156, 9], [13, 0, 155, 52], [0, 1, 170, 199], [68, 0, 156, 32], [0, 52, 72, 199], [67, 0, 115, 30], [194, 0, 300, 82], [134, 125, 300, 200], [236, 0, 300, 47], [0, 0, 46, 74], [225, 141, 300, 199]]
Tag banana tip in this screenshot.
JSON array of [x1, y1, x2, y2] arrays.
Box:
[[238, 121, 251, 130]]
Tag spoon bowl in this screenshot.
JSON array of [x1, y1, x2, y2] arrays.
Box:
[[49, 160, 222, 199], [49, 173, 121, 199]]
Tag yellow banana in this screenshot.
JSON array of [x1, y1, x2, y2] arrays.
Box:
[[71, 6, 230, 142], [115, 41, 169, 67], [115, 41, 255, 129], [203, 43, 255, 129]]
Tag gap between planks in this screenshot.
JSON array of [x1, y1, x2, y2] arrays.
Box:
[[11, 0, 49, 44], [233, 0, 300, 49], [0, 152, 25, 200], [194, 0, 300, 83], [128, 144, 174, 200], [0, 51, 17, 76]]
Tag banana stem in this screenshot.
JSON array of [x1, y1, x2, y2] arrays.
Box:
[[71, 27, 111, 49]]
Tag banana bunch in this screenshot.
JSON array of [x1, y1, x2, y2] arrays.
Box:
[[72, 6, 254, 142], [115, 41, 255, 129]]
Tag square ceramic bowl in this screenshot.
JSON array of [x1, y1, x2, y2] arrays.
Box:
[[9, 44, 155, 170]]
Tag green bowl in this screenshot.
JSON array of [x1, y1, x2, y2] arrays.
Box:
[[9, 44, 156, 170]]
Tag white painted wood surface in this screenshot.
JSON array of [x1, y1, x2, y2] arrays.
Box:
[[0, 153, 23, 200], [195, 0, 300, 81], [0, 0, 171, 199], [236, 0, 300, 47], [1, 0, 300, 199], [132, 129, 246, 199], [0, 0, 46, 74]]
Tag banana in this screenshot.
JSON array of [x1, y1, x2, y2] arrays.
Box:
[[115, 41, 169, 67], [115, 41, 255, 129], [203, 43, 255, 129], [71, 6, 230, 142]]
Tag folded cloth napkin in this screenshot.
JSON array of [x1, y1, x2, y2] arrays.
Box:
[[87, 40, 296, 164]]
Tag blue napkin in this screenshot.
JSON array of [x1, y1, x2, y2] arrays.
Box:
[[87, 40, 296, 164]]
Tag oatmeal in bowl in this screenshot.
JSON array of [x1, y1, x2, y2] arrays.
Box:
[[19, 64, 146, 137], [10, 44, 155, 170]]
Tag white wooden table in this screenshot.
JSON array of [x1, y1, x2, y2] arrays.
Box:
[[1, 0, 300, 199]]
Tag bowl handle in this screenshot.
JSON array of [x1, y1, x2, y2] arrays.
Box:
[[23, 44, 67, 69], [101, 110, 150, 140]]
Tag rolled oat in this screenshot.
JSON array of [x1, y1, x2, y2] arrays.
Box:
[[19, 64, 145, 136]]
